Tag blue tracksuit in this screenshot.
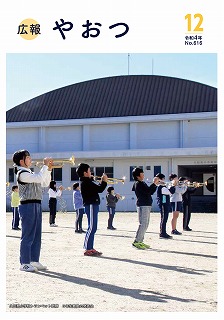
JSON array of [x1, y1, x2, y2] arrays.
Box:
[[80, 177, 107, 250]]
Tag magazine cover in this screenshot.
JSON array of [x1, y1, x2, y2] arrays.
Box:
[[1, 0, 223, 319]]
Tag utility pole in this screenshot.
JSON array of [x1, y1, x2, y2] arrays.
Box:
[[128, 53, 130, 75]]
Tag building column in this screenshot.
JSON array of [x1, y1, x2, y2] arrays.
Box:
[[129, 123, 137, 149], [83, 125, 90, 151], [181, 120, 189, 148], [38, 127, 46, 152]]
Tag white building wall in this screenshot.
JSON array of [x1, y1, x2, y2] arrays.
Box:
[[186, 119, 217, 147], [6, 113, 217, 154], [136, 121, 180, 148], [89, 123, 130, 150], [6, 127, 39, 154], [45, 126, 83, 152]]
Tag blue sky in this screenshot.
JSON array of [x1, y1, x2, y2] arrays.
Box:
[[6, 53, 217, 111]]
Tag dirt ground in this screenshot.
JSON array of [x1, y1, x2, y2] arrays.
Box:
[[5, 210, 218, 318]]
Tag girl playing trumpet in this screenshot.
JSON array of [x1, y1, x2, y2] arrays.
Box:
[[48, 180, 63, 227]]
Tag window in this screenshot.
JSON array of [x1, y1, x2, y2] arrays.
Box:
[[154, 166, 161, 176], [8, 168, 14, 183], [51, 168, 62, 181], [71, 167, 79, 181], [71, 166, 114, 181], [95, 167, 113, 178], [130, 166, 143, 181]]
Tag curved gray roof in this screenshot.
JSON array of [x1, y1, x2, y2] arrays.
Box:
[[6, 75, 217, 122]]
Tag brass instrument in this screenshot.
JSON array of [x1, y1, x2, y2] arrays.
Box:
[[157, 181, 173, 187], [6, 182, 12, 197], [116, 194, 125, 200], [33, 155, 75, 169], [178, 180, 208, 187], [186, 181, 207, 187], [95, 176, 126, 184], [62, 186, 72, 191]]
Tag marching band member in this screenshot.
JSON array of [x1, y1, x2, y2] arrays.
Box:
[[156, 173, 175, 239], [12, 149, 52, 272], [132, 167, 160, 249], [169, 173, 187, 235], [73, 182, 85, 233], [106, 186, 121, 230], [48, 180, 63, 227], [76, 163, 107, 256], [11, 185, 21, 230], [179, 177, 197, 231]]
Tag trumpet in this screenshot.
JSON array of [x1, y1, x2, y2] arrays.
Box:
[[179, 181, 208, 187], [95, 176, 126, 184], [158, 181, 173, 187], [116, 194, 125, 200], [33, 155, 75, 169], [61, 186, 72, 191]]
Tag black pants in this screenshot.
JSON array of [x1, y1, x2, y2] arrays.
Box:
[[183, 203, 191, 229], [49, 198, 57, 225], [107, 206, 115, 228], [75, 208, 85, 230], [159, 204, 170, 235]]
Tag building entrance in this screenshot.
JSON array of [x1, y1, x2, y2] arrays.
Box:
[[178, 164, 217, 213]]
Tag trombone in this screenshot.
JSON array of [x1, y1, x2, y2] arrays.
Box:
[[33, 155, 75, 169], [94, 176, 126, 184]]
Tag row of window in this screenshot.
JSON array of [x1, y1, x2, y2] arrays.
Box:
[[8, 166, 162, 183]]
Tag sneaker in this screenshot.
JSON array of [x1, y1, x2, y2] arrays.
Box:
[[171, 229, 182, 235], [92, 249, 103, 256], [107, 226, 117, 230], [132, 242, 146, 250], [184, 227, 192, 231], [141, 242, 150, 249], [12, 227, 21, 230], [160, 233, 173, 239], [84, 249, 102, 256], [31, 262, 47, 270], [75, 229, 82, 233], [50, 223, 58, 227], [20, 264, 38, 272]]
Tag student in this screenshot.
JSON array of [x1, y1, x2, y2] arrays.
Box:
[[12, 149, 52, 272], [179, 177, 197, 231], [169, 173, 187, 235], [73, 182, 85, 233], [76, 163, 107, 256], [48, 180, 63, 227], [106, 186, 121, 230], [132, 167, 160, 249], [156, 173, 175, 239], [11, 185, 21, 230]]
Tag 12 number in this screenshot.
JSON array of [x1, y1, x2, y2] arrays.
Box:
[[185, 13, 203, 32]]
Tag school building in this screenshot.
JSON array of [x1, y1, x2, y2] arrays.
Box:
[[6, 75, 217, 212]]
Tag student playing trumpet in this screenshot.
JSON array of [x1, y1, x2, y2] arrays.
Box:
[[156, 173, 175, 239], [48, 180, 63, 227], [132, 167, 160, 249], [169, 174, 187, 235], [76, 163, 107, 256], [106, 186, 121, 230]]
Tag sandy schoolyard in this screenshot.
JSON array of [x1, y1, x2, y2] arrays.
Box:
[[5, 210, 218, 318]]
